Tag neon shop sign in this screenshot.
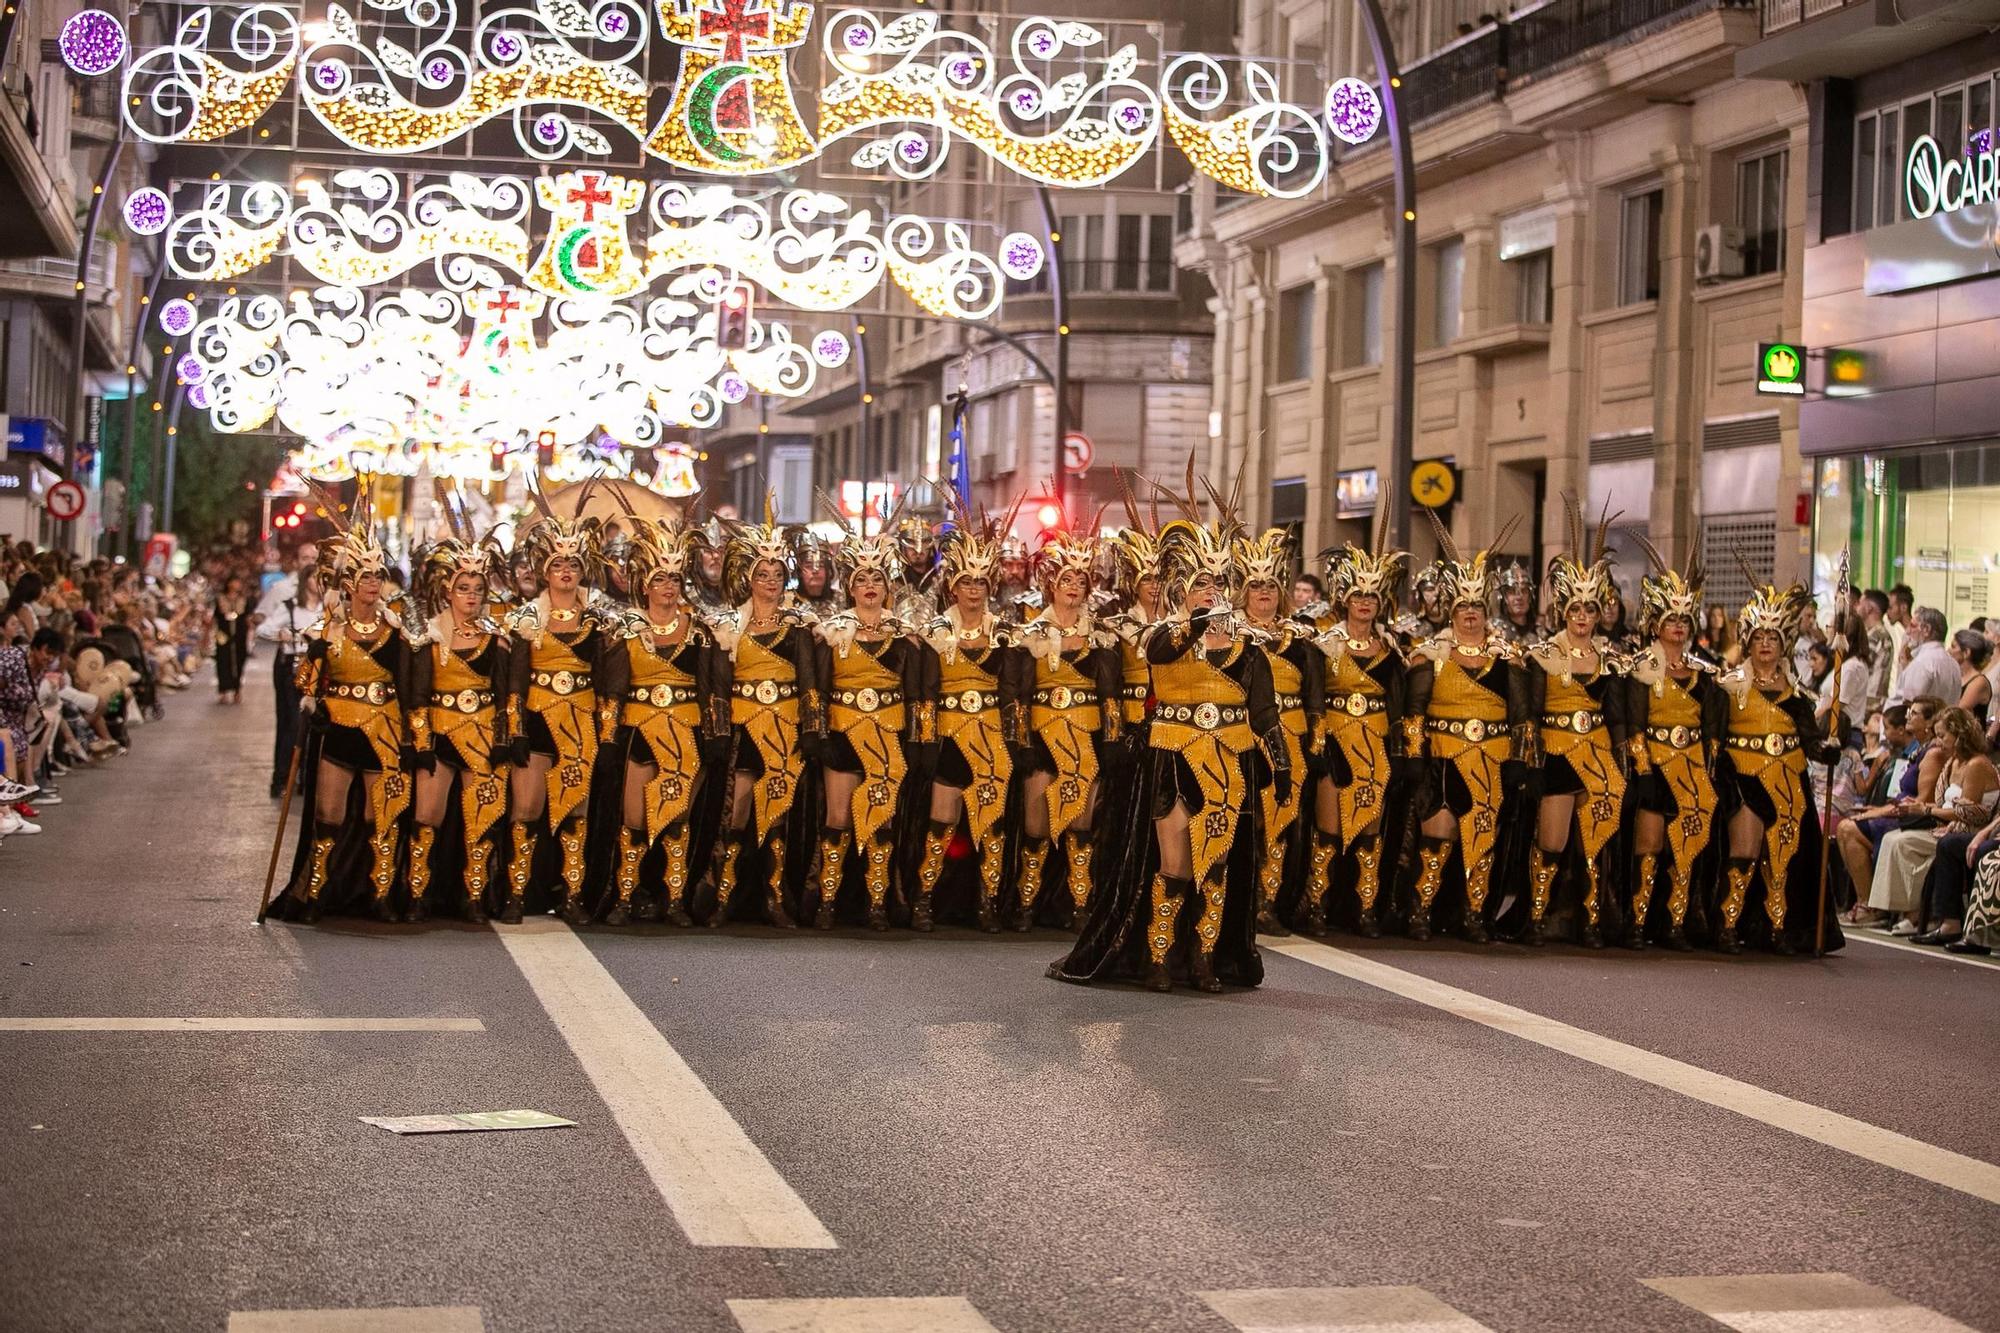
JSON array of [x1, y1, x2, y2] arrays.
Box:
[[1904, 134, 2000, 221]]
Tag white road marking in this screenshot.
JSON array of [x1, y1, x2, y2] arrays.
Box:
[[228, 1308, 485, 1332], [727, 1297, 999, 1333], [493, 918, 836, 1250], [1269, 940, 2000, 1209], [1198, 1285, 1495, 1332], [1843, 930, 2000, 971], [0, 1017, 484, 1032], [1642, 1273, 1979, 1332]]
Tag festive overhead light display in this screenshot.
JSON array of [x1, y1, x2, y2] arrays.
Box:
[[999, 231, 1047, 283], [158, 299, 199, 336], [1160, 55, 1328, 199], [123, 188, 172, 237], [60, 9, 128, 77], [1324, 77, 1383, 146], [121, 7, 299, 143], [811, 330, 851, 368]]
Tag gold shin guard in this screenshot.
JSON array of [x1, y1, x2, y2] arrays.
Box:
[[1193, 869, 1227, 958], [1063, 829, 1093, 916], [1305, 834, 1337, 913], [977, 833, 1005, 928], [1720, 857, 1754, 928], [1412, 837, 1449, 910], [1353, 834, 1384, 912], [406, 826, 437, 908], [1257, 839, 1285, 912], [464, 837, 493, 918], [507, 823, 537, 913], [557, 819, 588, 908], [1666, 859, 1692, 928], [1762, 862, 1787, 933], [614, 826, 647, 907], [1147, 874, 1188, 965], [916, 821, 952, 896], [660, 823, 691, 917], [1016, 836, 1051, 923], [1528, 845, 1559, 921], [1581, 855, 1603, 928], [712, 837, 743, 921], [1463, 850, 1493, 912], [367, 826, 400, 905], [863, 834, 892, 922], [304, 830, 335, 906], [815, 830, 851, 927], [1633, 852, 1658, 929]]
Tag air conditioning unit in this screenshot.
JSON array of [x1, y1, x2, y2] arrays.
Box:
[[1695, 225, 1746, 282]]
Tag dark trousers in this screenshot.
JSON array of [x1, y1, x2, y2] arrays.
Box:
[[272, 653, 300, 792], [1927, 833, 1998, 922]]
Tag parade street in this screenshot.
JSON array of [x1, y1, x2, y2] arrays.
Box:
[[5, 661, 1997, 1333]]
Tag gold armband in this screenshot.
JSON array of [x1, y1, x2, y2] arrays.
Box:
[[1398, 714, 1426, 757], [293, 657, 321, 696], [914, 700, 937, 744]]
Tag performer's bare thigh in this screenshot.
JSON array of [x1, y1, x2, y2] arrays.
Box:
[[823, 769, 859, 832], [624, 759, 654, 831], [510, 754, 552, 822], [1154, 801, 1193, 880], [413, 762, 459, 827]]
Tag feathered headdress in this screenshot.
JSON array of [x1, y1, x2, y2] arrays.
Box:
[[723, 490, 793, 599], [1109, 468, 1168, 592], [1428, 510, 1521, 613], [517, 474, 603, 580], [1547, 492, 1619, 617], [1233, 527, 1291, 590], [816, 486, 901, 583], [938, 488, 1022, 590], [1734, 556, 1810, 644], [308, 474, 390, 617], [1323, 499, 1406, 606], [416, 480, 499, 624], [1153, 458, 1243, 605], [1636, 535, 1703, 636], [624, 511, 694, 592]]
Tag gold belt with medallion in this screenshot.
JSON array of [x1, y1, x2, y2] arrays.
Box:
[[1542, 709, 1604, 734], [734, 680, 797, 704], [1427, 716, 1502, 743], [1727, 732, 1799, 756], [1032, 686, 1096, 709], [328, 681, 396, 705], [1156, 701, 1247, 731], [1645, 723, 1702, 750], [941, 689, 999, 713], [1277, 692, 1304, 711], [530, 669, 590, 696], [1331, 691, 1386, 717], [1122, 683, 1149, 702], [629, 684, 699, 707], [430, 689, 493, 714], [833, 687, 902, 713]]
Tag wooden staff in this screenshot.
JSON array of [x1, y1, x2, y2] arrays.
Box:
[[1814, 549, 1851, 958], [256, 735, 306, 923]]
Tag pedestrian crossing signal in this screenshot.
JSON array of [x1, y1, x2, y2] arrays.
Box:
[[717, 285, 753, 350]]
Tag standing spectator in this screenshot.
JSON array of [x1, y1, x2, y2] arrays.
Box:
[[1947, 628, 1992, 725], [212, 574, 252, 705], [255, 562, 321, 799], [1885, 583, 1914, 696], [1814, 612, 1872, 734], [1859, 590, 1894, 708], [1699, 604, 1737, 665], [1890, 607, 1960, 710], [1290, 573, 1323, 612]]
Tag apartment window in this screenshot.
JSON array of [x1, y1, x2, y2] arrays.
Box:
[[1618, 188, 1663, 306], [1511, 249, 1553, 324], [1275, 284, 1315, 384], [1431, 238, 1464, 346], [1735, 148, 1787, 276], [1854, 116, 1877, 232], [1057, 206, 1177, 292], [1345, 263, 1384, 368]]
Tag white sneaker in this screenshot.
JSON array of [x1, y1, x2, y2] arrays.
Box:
[[0, 810, 22, 836], [1890, 918, 1920, 936]]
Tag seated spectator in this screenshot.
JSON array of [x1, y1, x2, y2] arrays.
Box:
[[1836, 696, 1944, 920], [1949, 628, 1992, 726], [1916, 805, 2000, 946], [1863, 707, 1997, 934]]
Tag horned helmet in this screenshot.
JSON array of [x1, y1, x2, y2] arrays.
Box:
[[938, 490, 1023, 594], [1427, 510, 1522, 615], [1636, 536, 1703, 637], [815, 486, 901, 593], [1233, 527, 1292, 603], [517, 474, 604, 582], [1547, 492, 1619, 620], [1108, 468, 1169, 597], [1153, 459, 1243, 610], [724, 491, 793, 601], [416, 480, 503, 624], [624, 515, 695, 596], [1324, 501, 1406, 610], [1736, 573, 1811, 649], [308, 474, 391, 619]]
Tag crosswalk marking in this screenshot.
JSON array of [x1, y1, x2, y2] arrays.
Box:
[[228, 1308, 485, 1332], [727, 1297, 1000, 1332], [1197, 1286, 1495, 1332], [1642, 1273, 1979, 1331], [493, 918, 837, 1250], [1270, 939, 2000, 1208], [0, 1017, 484, 1032]]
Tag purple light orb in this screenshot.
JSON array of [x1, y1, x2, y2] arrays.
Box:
[[1028, 29, 1056, 58], [811, 331, 850, 367], [897, 136, 927, 163], [312, 60, 346, 90], [599, 11, 627, 37], [177, 355, 206, 385], [947, 57, 976, 85], [186, 383, 212, 410], [123, 187, 171, 237], [491, 32, 521, 60], [842, 23, 872, 52], [717, 371, 750, 405], [999, 231, 1045, 282], [424, 57, 452, 82], [1012, 89, 1039, 116], [534, 115, 564, 144], [1971, 128, 1994, 157], [1325, 77, 1383, 146], [1115, 101, 1146, 131], [158, 299, 198, 336], [59, 10, 126, 77]]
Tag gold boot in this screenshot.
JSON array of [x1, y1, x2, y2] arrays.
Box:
[[299, 825, 336, 923], [405, 825, 437, 923], [1145, 874, 1190, 992], [1301, 831, 1337, 936], [1716, 856, 1754, 954], [504, 823, 536, 924], [1524, 844, 1559, 946], [659, 823, 694, 927], [1762, 862, 1793, 954], [463, 837, 492, 923], [1188, 870, 1228, 992], [557, 818, 590, 924], [710, 834, 743, 927], [1663, 857, 1694, 950], [1628, 852, 1658, 950], [762, 835, 795, 927], [1014, 835, 1051, 931], [1255, 837, 1286, 935], [912, 820, 952, 932], [814, 830, 850, 930], [608, 826, 646, 927], [1461, 853, 1493, 944], [1579, 854, 1605, 949], [367, 826, 401, 922], [863, 834, 893, 930], [1062, 829, 1094, 929], [1409, 836, 1450, 941], [1352, 833, 1384, 938], [975, 833, 1005, 932]]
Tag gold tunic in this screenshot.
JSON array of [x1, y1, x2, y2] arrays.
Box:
[[425, 640, 507, 844], [1031, 646, 1104, 841], [1422, 650, 1510, 875], [526, 630, 597, 827], [828, 640, 907, 846], [938, 644, 1011, 845], [621, 634, 704, 844], [1257, 631, 1309, 853], [732, 629, 803, 842], [1537, 658, 1625, 861], [1725, 675, 1808, 896], [1639, 661, 1715, 881], [1323, 637, 1393, 846], [320, 629, 411, 831], [1150, 643, 1254, 886]]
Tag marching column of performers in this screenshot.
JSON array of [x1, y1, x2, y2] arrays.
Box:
[[268, 474, 1845, 979]]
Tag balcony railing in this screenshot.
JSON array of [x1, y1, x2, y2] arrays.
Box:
[[1761, 0, 1854, 33], [1006, 258, 1177, 297], [0, 251, 120, 292], [1508, 0, 1754, 85], [1398, 23, 1507, 128]]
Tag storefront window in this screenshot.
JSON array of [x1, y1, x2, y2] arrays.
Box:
[[1812, 443, 2000, 625]]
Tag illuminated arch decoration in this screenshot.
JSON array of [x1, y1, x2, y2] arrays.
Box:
[[1160, 55, 1329, 200], [644, 0, 818, 171], [121, 6, 298, 143]]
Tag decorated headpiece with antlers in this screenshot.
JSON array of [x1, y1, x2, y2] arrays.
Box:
[[1636, 536, 1704, 636], [1109, 469, 1168, 592], [1153, 458, 1244, 606], [1428, 510, 1521, 614], [1324, 500, 1407, 607], [309, 474, 391, 616], [517, 474, 603, 580], [416, 480, 501, 621], [1735, 558, 1812, 645], [816, 486, 902, 584], [724, 491, 793, 598], [938, 489, 1023, 591], [1233, 527, 1292, 591], [1547, 492, 1620, 618], [624, 511, 694, 592]]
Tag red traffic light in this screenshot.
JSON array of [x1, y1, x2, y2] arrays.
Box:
[[723, 287, 747, 310], [1037, 502, 1062, 529]]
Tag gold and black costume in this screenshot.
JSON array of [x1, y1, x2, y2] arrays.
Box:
[[503, 592, 613, 922], [1307, 625, 1404, 934], [1237, 528, 1324, 933], [920, 605, 1029, 931], [711, 601, 822, 924], [1624, 642, 1723, 948], [406, 621, 510, 921], [1523, 638, 1629, 947]]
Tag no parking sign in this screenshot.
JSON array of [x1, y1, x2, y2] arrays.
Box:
[[46, 480, 85, 522]]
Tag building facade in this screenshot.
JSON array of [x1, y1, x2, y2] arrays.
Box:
[[1741, 1, 2000, 619], [1192, 0, 1809, 607]]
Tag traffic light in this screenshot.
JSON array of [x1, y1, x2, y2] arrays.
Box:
[[537, 430, 556, 471], [717, 284, 753, 350]]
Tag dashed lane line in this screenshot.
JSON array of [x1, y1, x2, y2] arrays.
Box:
[[1198, 1285, 1496, 1331], [492, 918, 837, 1250], [1642, 1272, 1979, 1332], [727, 1297, 1000, 1332], [1842, 930, 2000, 971], [1268, 939, 2000, 1209], [228, 1308, 485, 1332], [0, 1017, 485, 1032]]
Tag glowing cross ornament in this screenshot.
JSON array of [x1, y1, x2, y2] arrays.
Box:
[[565, 173, 616, 223]]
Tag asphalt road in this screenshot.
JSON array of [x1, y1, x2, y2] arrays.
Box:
[[3, 656, 1996, 1333]]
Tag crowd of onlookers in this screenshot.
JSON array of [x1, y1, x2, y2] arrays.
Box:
[[0, 538, 231, 851]]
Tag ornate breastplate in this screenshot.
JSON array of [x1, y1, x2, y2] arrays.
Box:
[[1431, 655, 1507, 722], [736, 630, 795, 684]]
